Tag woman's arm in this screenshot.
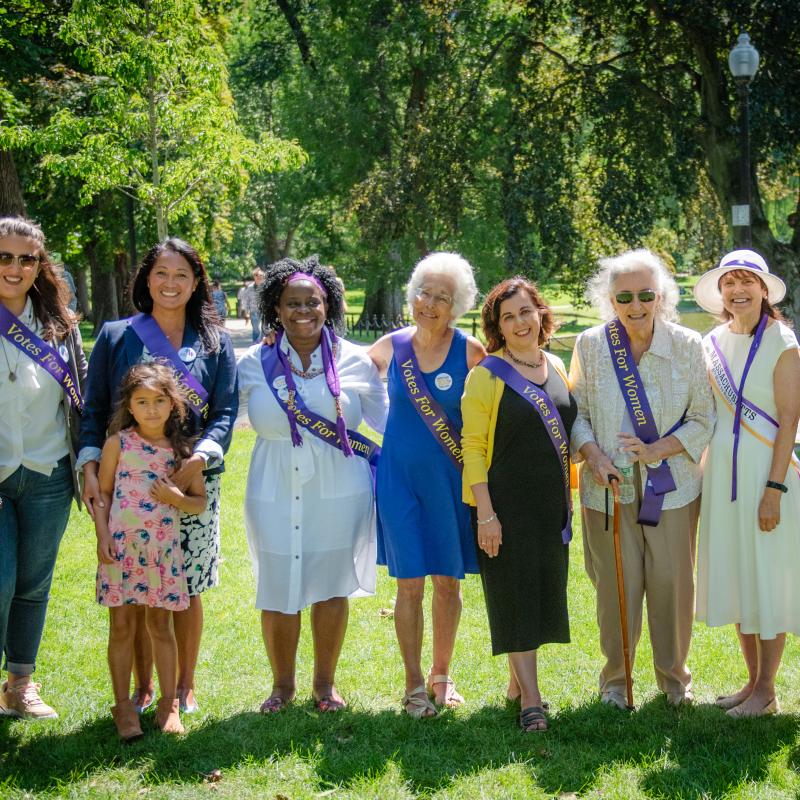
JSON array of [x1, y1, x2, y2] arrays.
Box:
[[150, 470, 207, 515], [367, 334, 394, 379], [466, 336, 487, 369], [759, 346, 800, 532], [94, 435, 120, 564], [461, 367, 501, 557]]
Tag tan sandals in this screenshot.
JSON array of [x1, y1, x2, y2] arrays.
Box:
[[426, 673, 464, 708], [402, 685, 437, 718], [112, 699, 144, 741]]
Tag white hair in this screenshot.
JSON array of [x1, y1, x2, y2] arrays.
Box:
[[586, 248, 680, 322], [406, 251, 477, 324]]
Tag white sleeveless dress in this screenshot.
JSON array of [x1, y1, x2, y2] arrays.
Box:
[[696, 320, 800, 638]]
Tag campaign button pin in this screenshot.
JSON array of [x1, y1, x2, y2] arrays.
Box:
[[434, 372, 453, 391], [178, 346, 197, 362]]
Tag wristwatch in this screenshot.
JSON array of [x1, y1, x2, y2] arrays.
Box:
[[766, 480, 788, 493], [645, 459, 664, 469]]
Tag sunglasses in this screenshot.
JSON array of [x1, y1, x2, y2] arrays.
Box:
[[0, 252, 41, 270], [615, 290, 656, 304]]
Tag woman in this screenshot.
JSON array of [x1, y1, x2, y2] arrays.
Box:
[[79, 238, 238, 715], [569, 249, 714, 708], [0, 217, 87, 719], [694, 249, 800, 717], [370, 252, 485, 717], [211, 280, 228, 319], [461, 278, 575, 732], [237, 257, 387, 713]]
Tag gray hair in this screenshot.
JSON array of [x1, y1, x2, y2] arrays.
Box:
[[406, 251, 477, 324], [586, 248, 680, 322]]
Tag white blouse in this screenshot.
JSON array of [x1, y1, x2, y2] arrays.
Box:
[[0, 298, 69, 483], [237, 336, 388, 613]]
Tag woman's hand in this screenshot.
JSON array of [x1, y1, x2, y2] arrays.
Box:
[[477, 510, 502, 557], [170, 454, 206, 492], [150, 477, 185, 507], [262, 330, 276, 346], [96, 531, 116, 565], [758, 487, 782, 532], [81, 461, 104, 519], [617, 433, 657, 464], [585, 449, 621, 487]]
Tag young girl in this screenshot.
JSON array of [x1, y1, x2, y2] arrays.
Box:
[[94, 363, 206, 740]]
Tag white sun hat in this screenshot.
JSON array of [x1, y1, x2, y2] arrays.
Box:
[[693, 249, 786, 315]]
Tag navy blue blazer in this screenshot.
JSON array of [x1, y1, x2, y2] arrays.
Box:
[[79, 317, 238, 468]]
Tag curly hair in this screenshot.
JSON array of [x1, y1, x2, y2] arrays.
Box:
[[0, 216, 74, 341], [258, 255, 346, 334], [481, 277, 558, 352], [130, 238, 222, 353], [586, 248, 680, 323], [406, 252, 477, 324], [108, 362, 195, 462]]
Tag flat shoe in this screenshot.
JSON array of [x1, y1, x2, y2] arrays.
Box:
[[519, 705, 548, 732], [601, 690, 629, 710], [131, 687, 155, 714], [178, 688, 199, 714], [402, 685, 437, 719], [715, 693, 748, 710], [727, 697, 780, 718], [259, 695, 291, 714]]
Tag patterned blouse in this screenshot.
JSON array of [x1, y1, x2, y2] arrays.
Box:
[[569, 318, 715, 513]]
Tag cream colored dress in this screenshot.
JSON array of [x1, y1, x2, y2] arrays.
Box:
[[696, 320, 800, 638]]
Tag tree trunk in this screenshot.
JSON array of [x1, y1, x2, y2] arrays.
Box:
[[75, 268, 90, 320], [114, 250, 130, 316], [0, 150, 26, 217], [89, 244, 120, 334]]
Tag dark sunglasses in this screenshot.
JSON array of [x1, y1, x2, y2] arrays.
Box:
[[615, 290, 656, 304], [0, 252, 41, 270]]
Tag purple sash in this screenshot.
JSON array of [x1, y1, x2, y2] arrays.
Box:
[[129, 313, 209, 419], [481, 356, 572, 544], [0, 305, 83, 411], [710, 314, 768, 501], [392, 328, 463, 470], [259, 344, 380, 468], [604, 319, 678, 527]]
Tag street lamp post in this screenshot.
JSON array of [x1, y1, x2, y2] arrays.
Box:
[[728, 32, 760, 247]]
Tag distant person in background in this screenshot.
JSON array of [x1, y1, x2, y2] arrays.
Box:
[[243, 269, 265, 342], [237, 279, 249, 320], [211, 280, 228, 319], [58, 265, 78, 313]]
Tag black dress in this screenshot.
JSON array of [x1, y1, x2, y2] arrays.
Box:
[[471, 367, 577, 656]]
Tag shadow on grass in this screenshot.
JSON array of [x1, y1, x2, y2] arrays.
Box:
[[1, 696, 797, 797]]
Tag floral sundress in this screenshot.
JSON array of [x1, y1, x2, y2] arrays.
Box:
[[96, 428, 189, 610]]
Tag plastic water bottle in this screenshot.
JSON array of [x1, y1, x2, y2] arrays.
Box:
[[613, 448, 636, 505]]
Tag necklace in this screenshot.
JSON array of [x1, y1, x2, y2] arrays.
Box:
[[1, 339, 22, 381], [504, 346, 543, 369], [288, 341, 338, 379]]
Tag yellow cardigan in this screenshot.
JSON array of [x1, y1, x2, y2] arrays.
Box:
[[460, 350, 570, 506]]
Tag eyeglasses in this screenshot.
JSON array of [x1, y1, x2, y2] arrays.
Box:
[[415, 288, 453, 307], [0, 252, 41, 271], [614, 290, 656, 304]]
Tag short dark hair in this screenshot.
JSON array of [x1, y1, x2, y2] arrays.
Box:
[[0, 216, 73, 341], [258, 255, 345, 334], [481, 277, 558, 352], [130, 238, 222, 353]]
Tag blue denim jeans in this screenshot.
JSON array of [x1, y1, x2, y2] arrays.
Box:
[[0, 456, 73, 675], [251, 310, 262, 342]]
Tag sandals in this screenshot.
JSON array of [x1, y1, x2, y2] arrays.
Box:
[[178, 687, 199, 714], [519, 705, 548, 732], [402, 685, 437, 719], [726, 697, 780, 718], [131, 686, 155, 714], [259, 695, 291, 714], [426, 673, 464, 708], [315, 694, 346, 713]]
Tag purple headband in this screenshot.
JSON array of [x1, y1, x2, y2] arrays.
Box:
[[286, 272, 328, 296], [720, 257, 764, 273]]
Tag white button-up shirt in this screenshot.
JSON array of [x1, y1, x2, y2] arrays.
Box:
[[569, 318, 715, 513], [0, 298, 69, 482]]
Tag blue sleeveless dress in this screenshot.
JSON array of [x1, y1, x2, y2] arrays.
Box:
[[376, 327, 478, 578]]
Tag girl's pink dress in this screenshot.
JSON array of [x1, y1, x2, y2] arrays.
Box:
[[96, 428, 189, 611]]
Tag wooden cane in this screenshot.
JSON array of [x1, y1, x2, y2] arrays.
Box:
[[608, 475, 634, 710]]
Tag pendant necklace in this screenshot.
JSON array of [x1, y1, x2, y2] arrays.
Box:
[[1, 340, 21, 382], [289, 341, 338, 379], [504, 346, 543, 369]]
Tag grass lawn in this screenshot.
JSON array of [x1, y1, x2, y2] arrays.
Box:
[[2, 431, 800, 798]]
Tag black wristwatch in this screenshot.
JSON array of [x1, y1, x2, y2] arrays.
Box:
[[766, 480, 788, 493]]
